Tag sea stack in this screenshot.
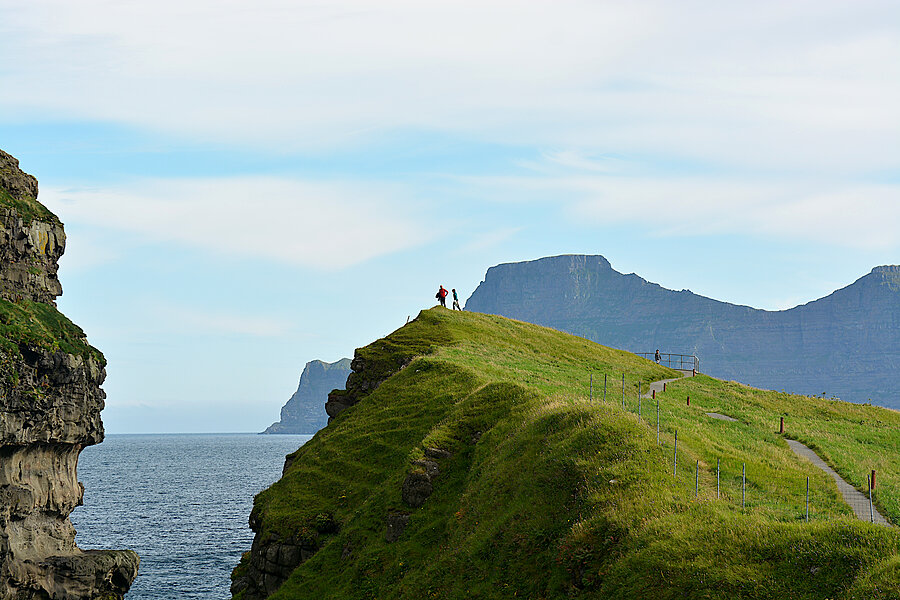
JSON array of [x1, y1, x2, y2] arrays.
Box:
[[263, 358, 352, 435], [0, 149, 139, 599]]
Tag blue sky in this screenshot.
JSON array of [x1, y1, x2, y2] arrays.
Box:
[[1, 1, 898, 433]]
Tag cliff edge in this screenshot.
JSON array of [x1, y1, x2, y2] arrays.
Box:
[[0, 149, 138, 599]]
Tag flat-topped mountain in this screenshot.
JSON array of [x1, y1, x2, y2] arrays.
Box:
[[465, 255, 900, 408], [263, 358, 351, 434]]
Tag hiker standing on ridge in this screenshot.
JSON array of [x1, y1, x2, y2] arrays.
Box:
[[452, 288, 461, 310], [655, 349, 661, 363], [436, 285, 448, 308]]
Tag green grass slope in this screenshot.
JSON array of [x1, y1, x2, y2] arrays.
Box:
[[236, 308, 900, 600]]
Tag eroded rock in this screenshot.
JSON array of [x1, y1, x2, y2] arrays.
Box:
[[0, 150, 138, 599]]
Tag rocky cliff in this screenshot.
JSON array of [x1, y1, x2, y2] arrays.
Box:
[[466, 254, 900, 408], [262, 359, 351, 434], [0, 149, 138, 599]]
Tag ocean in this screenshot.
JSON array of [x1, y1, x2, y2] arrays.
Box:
[[70, 433, 313, 600]]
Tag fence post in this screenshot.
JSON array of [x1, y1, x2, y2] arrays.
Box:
[[687, 395, 690, 407], [621, 373, 625, 409], [638, 382, 642, 419], [742, 463, 746, 510], [779, 416, 784, 434], [603, 374, 607, 402], [806, 476, 809, 522], [695, 460, 699, 497], [656, 399, 660, 445], [869, 473, 875, 523], [663, 382, 667, 392], [674, 430, 678, 477], [872, 470, 876, 491], [716, 458, 720, 499], [590, 372, 593, 401]]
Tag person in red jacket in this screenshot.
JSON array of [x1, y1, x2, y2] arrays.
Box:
[[436, 285, 448, 307]]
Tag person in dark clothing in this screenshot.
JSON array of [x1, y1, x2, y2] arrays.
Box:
[[436, 285, 448, 307], [451, 288, 461, 310], [655, 349, 661, 363]]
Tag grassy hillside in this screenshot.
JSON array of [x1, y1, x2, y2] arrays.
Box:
[[235, 308, 900, 600]]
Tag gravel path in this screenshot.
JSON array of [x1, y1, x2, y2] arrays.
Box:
[[786, 439, 891, 525], [640, 377, 685, 399], [706, 412, 738, 422]]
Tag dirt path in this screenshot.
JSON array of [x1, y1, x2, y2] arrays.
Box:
[[640, 371, 691, 399], [706, 412, 738, 422], [642, 371, 891, 525], [785, 439, 890, 525]]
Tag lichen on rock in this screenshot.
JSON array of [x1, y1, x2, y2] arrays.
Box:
[[0, 149, 138, 600]]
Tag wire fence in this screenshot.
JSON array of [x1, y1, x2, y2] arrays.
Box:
[[584, 370, 889, 525]]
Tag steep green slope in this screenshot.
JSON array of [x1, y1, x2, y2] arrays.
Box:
[[234, 308, 900, 600]]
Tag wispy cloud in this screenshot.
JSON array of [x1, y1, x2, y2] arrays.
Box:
[[147, 302, 289, 338], [2, 1, 898, 174], [41, 177, 431, 269], [457, 227, 523, 254], [463, 169, 900, 251]]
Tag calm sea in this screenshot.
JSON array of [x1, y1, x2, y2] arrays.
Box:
[[70, 433, 312, 600]]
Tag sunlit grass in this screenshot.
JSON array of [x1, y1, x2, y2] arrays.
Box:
[[238, 308, 900, 600]]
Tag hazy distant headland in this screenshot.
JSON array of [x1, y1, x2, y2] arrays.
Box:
[[263, 358, 351, 434]]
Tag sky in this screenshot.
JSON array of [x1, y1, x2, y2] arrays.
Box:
[[1, 0, 898, 433]]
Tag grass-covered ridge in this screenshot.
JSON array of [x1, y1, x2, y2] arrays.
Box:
[[239, 308, 900, 600], [0, 297, 105, 366], [0, 186, 60, 226]]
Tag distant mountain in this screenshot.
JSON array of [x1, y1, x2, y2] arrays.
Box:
[[466, 255, 900, 408], [263, 358, 352, 434]]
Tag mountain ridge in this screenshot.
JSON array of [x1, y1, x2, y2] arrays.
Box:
[[465, 254, 900, 407]]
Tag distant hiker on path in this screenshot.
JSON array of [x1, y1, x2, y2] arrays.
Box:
[[436, 285, 448, 308], [452, 289, 461, 310], [655, 349, 661, 363]]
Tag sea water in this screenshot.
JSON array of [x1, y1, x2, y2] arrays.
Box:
[[70, 433, 312, 600]]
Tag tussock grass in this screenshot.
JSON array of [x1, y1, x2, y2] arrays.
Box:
[[240, 308, 900, 599]]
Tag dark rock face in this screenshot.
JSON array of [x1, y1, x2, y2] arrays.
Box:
[[384, 512, 409, 543], [0, 150, 138, 599], [0, 152, 64, 306], [466, 255, 900, 408], [262, 358, 351, 434], [0, 151, 38, 204], [231, 533, 317, 599]]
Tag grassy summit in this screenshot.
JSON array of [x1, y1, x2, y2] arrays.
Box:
[[237, 308, 900, 600]]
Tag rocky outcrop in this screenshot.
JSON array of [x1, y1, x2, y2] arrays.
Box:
[[231, 512, 336, 599], [324, 351, 413, 421], [0, 151, 38, 206], [262, 359, 351, 434], [466, 255, 900, 408], [0, 151, 64, 306], [0, 150, 138, 599]]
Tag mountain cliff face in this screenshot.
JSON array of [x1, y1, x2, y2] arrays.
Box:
[[262, 359, 351, 434], [0, 149, 138, 599], [465, 254, 900, 408]]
